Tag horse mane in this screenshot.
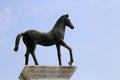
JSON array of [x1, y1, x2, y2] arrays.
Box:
[[54, 15, 66, 27]]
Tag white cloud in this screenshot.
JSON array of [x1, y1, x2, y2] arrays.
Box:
[[0, 35, 10, 43], [0, 25, 9, 32], [3, 7, 13, 24], [0, 7, 14, 32], [0, 7, 14, 43]]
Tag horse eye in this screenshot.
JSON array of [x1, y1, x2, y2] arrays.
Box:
[[67, 19, 70, 22]]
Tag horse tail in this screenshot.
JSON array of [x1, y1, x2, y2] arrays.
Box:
[[14, 33, 24, 52]]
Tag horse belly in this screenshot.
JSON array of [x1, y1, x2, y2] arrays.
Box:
[[38, 38, 55, 46]]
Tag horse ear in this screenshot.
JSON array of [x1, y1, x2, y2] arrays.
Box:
[[65, 14, 69, 17]]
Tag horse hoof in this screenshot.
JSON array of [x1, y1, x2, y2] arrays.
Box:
[[35, 63, 39, 65], [68, 62, 72, 66]]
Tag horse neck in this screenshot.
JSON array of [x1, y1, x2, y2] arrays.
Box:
[[50, 21, 66, 39]]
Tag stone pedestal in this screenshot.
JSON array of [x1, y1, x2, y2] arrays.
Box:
[[19, 65, 77, 80]]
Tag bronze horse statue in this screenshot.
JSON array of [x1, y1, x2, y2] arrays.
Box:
[[14, 14, 74, 66]]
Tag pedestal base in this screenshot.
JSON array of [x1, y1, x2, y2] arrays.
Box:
[[19, 66, 77, 80]]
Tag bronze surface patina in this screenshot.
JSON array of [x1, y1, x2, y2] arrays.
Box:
[[14, 14, 74, 66]]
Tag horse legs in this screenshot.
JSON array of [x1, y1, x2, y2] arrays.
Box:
[[31, 48, 39, 65], [25, 48, 30, 65], [56, 44, 62, 66], [60, 41, 74, 66]]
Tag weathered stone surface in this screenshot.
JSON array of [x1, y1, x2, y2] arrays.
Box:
[[19, 66, 77, 80]]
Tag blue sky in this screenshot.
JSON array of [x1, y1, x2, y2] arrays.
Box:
[[0, 0, 120, 80]]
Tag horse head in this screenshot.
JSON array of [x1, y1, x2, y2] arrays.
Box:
[[64, 14, 74, 29]]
